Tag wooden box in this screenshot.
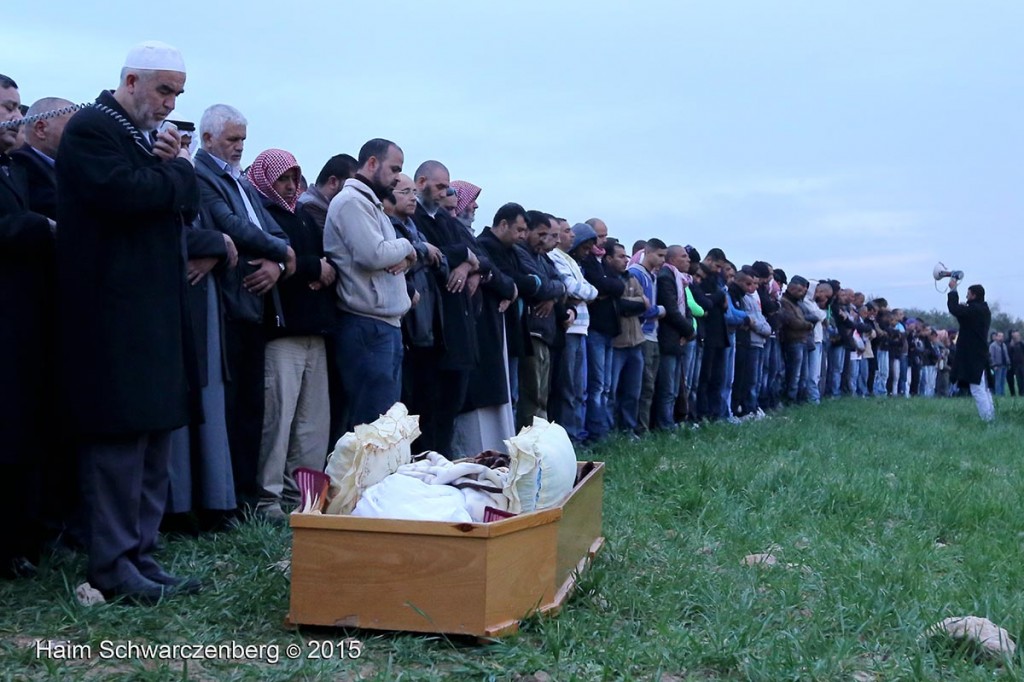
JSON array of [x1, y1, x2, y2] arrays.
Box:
[[287, 461, 604, 638]]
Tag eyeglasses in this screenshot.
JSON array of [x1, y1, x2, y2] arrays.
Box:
[[393, 188, 415, 195], [445, 187, 458, 197]]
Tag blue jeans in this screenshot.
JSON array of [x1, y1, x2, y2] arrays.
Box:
[[762, 337, 783, 410], [680, 340, 697, 419], [655, 353, 682, 429], [686, 342, 703, 417], [994, 366, 1007, 396], [783, 341, 807, 403], [897, 353, 909, 397], [335, 313, 403, 430], [921, 365, 937, 397], [720, 334, 736, 418], [828, 343, 846, 397], [508, 356, 519, 410], [847, 357, 868, 396], [559, 334, 588, 441], [610, 345, 644, 433], [585, 332, 614, 440], [873, 350, 890, 396], [802, 341, 822, 404]]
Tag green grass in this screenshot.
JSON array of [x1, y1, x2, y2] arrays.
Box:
[[4, 396, 1024, 680]]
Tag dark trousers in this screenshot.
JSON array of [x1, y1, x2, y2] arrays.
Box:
[[324, 318, 348, 454], [548, 343, 564, 426], [78, 431, 171, 591], [697, 345, 726, 420], [733, 345, 762, 416], [405, 346, 470, 456], [334, 313, 403, 432], [224, 319, 266, 509], [866, 356, 878, 395], [1009, 366, 1024, 397], [783, 341, 807, 403], [0, 462, 42, 565]]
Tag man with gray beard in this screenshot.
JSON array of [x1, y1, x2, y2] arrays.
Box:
[[195, 103, 295, 511]]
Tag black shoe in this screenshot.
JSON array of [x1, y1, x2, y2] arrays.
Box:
[[160, 512, 200, 538], [198, 509, 241, 533], [0, 556, 39, 580], [101, 577, 168, 606], [144, 570, 202, 595]]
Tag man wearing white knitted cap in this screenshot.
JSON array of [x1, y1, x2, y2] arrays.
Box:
[[55, 41, 206, 604]]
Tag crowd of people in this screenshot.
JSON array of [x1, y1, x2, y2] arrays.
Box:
[[0, 42, 1001, 604]]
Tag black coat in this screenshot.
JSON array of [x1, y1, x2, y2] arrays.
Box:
[[697, 272, 729, 349], [184, 219, 229, 387], [263, 200, 337, 338], [411, 204, 483, 371], [657, 268, 694, 356], [948, 290, 991, 385], [55, 91, 200, 435], [477, 229, 535, 360], [758, 284, 781, 333], [0, 154, 55, 463], [583, 255, 626, 337], [523, 247, 568, 347], [461, 228, 522, 410], [10, 145, 58, 220], [391, 215, 448, 348]]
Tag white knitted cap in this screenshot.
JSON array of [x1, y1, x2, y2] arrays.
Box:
[[123, 41, 186, 73]]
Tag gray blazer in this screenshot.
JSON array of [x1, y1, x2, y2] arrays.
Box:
[[194, 148, 290, 324]]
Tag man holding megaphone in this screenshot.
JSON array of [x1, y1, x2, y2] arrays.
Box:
[[947, 276, 995, 422]]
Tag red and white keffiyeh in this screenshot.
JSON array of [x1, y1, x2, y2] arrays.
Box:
[[450, 180, 481, 216], [247, 148, 301, 213]]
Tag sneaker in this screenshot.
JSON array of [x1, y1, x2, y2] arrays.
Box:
[[726, 415, 742, 425], [754, 408, 767, 420]]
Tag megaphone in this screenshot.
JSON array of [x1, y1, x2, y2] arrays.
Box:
[[933, 262, 964, 281]]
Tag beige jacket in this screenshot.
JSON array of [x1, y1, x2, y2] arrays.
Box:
[[324, 178, 413, 327]]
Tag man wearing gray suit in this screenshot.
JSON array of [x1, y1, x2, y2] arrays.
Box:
[[194, 104, 294, 513]]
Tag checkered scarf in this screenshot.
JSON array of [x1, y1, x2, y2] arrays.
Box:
[[247, 148, 301, 213], [450, 180, 481, 216]]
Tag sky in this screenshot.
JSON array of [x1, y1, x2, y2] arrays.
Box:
[[6, 1, 1022, 315]]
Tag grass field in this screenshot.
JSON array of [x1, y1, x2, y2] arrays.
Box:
[[3, 396, 1024, 681]]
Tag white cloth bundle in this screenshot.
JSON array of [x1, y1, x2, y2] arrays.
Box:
[[351, 473, 472, 523], [395, 451, 512, 522], [505, 417, 577, 512], [324, 403, 421, 515]]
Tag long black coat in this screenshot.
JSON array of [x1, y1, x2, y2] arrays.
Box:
[[412, 204, 484, 371], [948, 290, 991, 385], [185, 217, 229, 387], [0, 155, 55, 463], [55, 91, 201, 435]]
